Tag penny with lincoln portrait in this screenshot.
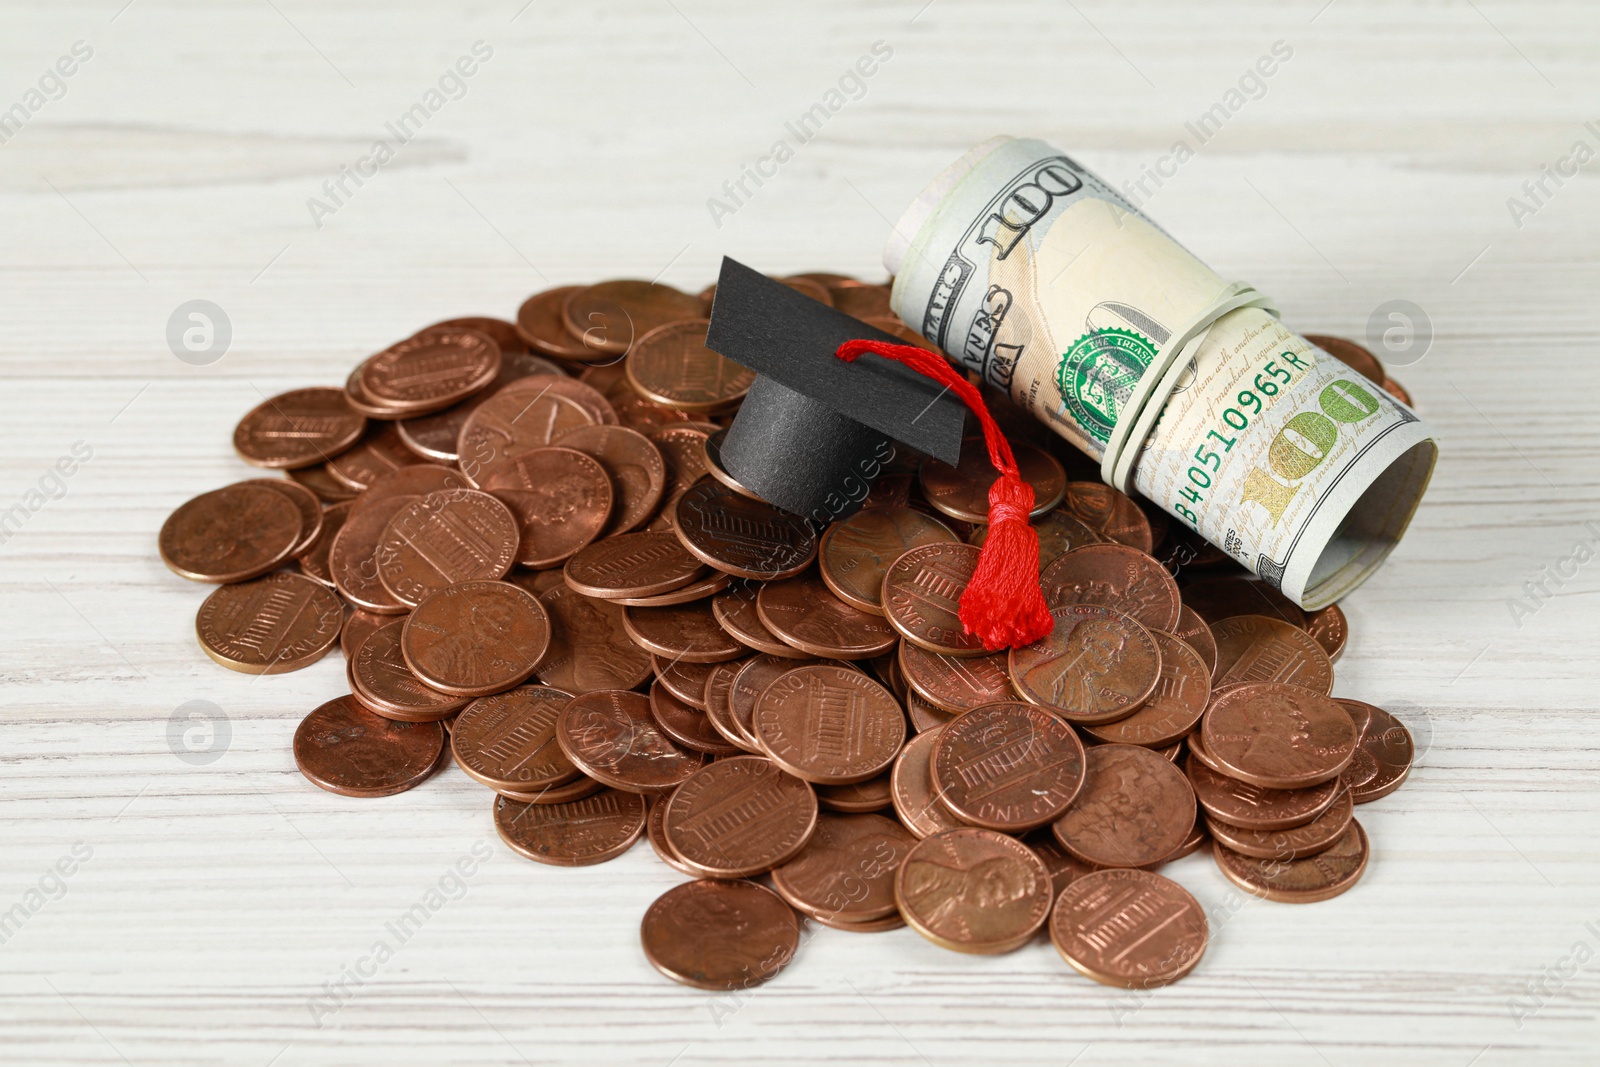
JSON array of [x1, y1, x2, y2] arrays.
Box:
[[894, 827, 1053, 955], [555, 689, 706, 794], [818, 506, 959, 614], [1008, 604, 1161, 725], [640, 879, 801, 991], [293, 695, 444, 798], [1201, 682, 1357, 789], [400, 580, 550, 697]]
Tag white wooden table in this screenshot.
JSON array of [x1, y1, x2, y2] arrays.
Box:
[[3, 1, 1598, 1063]]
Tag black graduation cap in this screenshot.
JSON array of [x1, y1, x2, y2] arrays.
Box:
[[704, 257, 967, 519]]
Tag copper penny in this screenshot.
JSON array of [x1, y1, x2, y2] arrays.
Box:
[[815, 772, 894, 813], [287, 463, 360, 503], [661, 755, 818, 878], [880, 541, 987, 656], [1214, 819, 1370, 903], [564, 531, 706, 599], [1337, 699, 1414, 803], [654, 656, 716, 709], [1202, 683, 1356, 789], [755, 574, 899, 660], [1050, 869, 1207, 988], [295, 499, 350, 587], [648, 424, 712, 498], [1304, 333, 1385, 383], [752, 665, 906, 785], [230, 480, 324, 560], [494, 371, 619, 425], [498, 774, 604, 806], [1083, 631, 1210, 748], [609, 570, 731, 607], [531, 578, 654, 693], [626, 319, 756, 412], [1040, 543, 1181, 633], [344, 361, 410, 419], [427, 316, 531, 360], [396, 391, 491, 464], [1051, 744, 1196, 869], [1185, 757, 1343, 831], [494, 789, 645, 866], [701, 429, 763, 501], [895, 827, 1053, 954], [918, 440, 1065, 524], [1182, 576, 1305, 628], [1173, 604, 1218, 676], [457, 385, 596, 488], [355, 324, 500, 417], [898, 643, 1013, 715], [481, 448, 614, 567], [376, 488, 519, 607], [1026, 832, 1099, 900], [1166, 819, 1209, 862], [623, 600, 744, 663], [1009, 604, 1161, 725], [195, 571, 341, 674], [830, 284, 893, 320], [1205, 788, 1353, 860], [674, 481, 817, 580], [969, 507, 1101, 571], [234, 387, 365, 470], [325, 423, 426, 491], [329, 494, 417, 614], [159, 482, 302, 583], [349, 620, 470, 721], [516, 285, 597, 360], [554, 424, 665, 535], [890, 726, 966, 838], [809, 910, 907, 933], [349, 464, 471, 518], [555, 689, 706, 793], [293, 695, 444, 798], [1060, 482, 1153, 553], [650, 680, 742, 756], [728, 654, 823, 751], [702, 659, 759, 753], [640, 879, 800, 990], [340, 609, 385, 660], [451, 684, 579, 792], [564, 280, 704, 357], [646, 791, 699, 874], [1305, 603, 1348, 663], [906, 689, 958, 734], [930, 702, 1087, 832], [712, 584, 810, 658], [1210, 614, 1335, 694], [819, 506, 958, 615], [401, 580, 550, 697], [771, 812, 916, 922]]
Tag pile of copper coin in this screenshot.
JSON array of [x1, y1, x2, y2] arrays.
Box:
[[159, 274, 1417, 993]]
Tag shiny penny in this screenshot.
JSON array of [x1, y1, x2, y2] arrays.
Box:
[[564, 530, 707, 599], [771, 813, 917, 923], [918, 439, 1065, 523], [753, 665, 906, 785], [895, 827, 1053, 954], [646, 791, 699, 874], [451, 684, 579, 792], [195, 571, 342, 674], [233, 387, 365, 470], [673, 480, 817, 580], [1210, 614, 1335, 694], [818, 506, 958, 615], [626, 319, 755, 412], [1202, 683, 1357, 789], [377, 488, 519, 607], [159, 482, 303, 583], [890, 726, 966, 839], [661, 755, 819, 878], [1040, 543, 1182, 633], [930, 702, 1087, 832], [1052, 744, 1197, 869], [356, 324, 500, 417], [1083, 630, 1211, 748], [1214, 819, 1370, 903], [515, 285, 596, 360], [554, 424, 665, 535], [880, 541, 987, 656], [1185, 757, 1343, 831], [483, 447, 613, 567], [728, 654, 824, 751], [457, 385, 596, 488], [401, 580, 550, 697], [494, 789, 645, 866], [640, 879, 800, 991], [349, 620, 470, 721], [1060, 482, 1153, 553], [1009, 604, 1162, 725], [555, 689, 706, 794], [1050, 869, 1208, 988], [1305, 603, 1348, 663], [293, 695, 444, 798], [702, 659, 759, 753], [755, 574, 899, 660], [1337, 699, 1415, 803], [330, 494, 416, 614]]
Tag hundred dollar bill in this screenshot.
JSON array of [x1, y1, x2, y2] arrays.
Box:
[[886, 136, 1437, 609]]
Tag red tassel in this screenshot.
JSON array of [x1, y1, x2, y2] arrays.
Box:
[[836, 338, 1054, 651]]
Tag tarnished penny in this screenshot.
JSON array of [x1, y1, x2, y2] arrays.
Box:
[[661, 755, 819, 878], [563, 280, 704, 357], [894, 828, 1053, 954], [1050, 869, 1208, 988], [195, 571, 342, 674], [1173, 604, 1219, 677], [898, 643, 1014, 715], [969, 507, 1101, 570], [376, 488, 519, 607], [564, 531, 706, 599], [1060, 482, 1153, 553], [1336, 699, 1414, 803], [891, 727, 966, 839], [555, 689, 706, 793], [755, 574, 899, 660], [349, 620, 471, 721], [293, 695, 444, 798], [918, 440, 1065, 523], [554, 424, 664, 535], [1182, 576, 1305, 628], [451, 684, 579, 792], [752, 665, 906, 785], [771, 813, 917, 922], [1185, 757, 1343, 831], [818, 506, 958, 615], [532, 578, 655, 692], [356, 325, 500, 417], [494, 789, 645, 866], [234, 387, 365, 469], [881, 541, 987, 656], [244, 471, 329, 556], [930, 702, 1087, 832], [1202, 683, 1357, 789], [1305, 603, 1348, 663], [481, 448, 613, 567], [1214, 820, 1370, 903], [1009, 605, 1161, 725], [1083, 631, 1210, 748], [713, 585, 811, 658], [1210, 615, 1335, 694], [702, 659, 759, 753], [325, 423, 427, 491], [815, 772, 894, 813], [1304, 333, 1385, 383], [649, 680, 742, 756], [1041, 543, 1182, 633], [674, 481, 817, 580], [648, 424, 713, 498], [516, 286, 597, 360], [623, 600, 745, 663], [401, 580, 550, 697], [1051, 744, 1197, 869], [457, 386, 596, 488], [626, 319, 755, 412], [1206, 788, 1354, 860], [640, 879, 800, 990], [159, 482, 302, 583]]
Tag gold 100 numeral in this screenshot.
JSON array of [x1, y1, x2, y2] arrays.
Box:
[[1240, 379, 1382, 524]]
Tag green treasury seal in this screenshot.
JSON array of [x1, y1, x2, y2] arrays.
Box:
[[1056, 327, 1158, 444]]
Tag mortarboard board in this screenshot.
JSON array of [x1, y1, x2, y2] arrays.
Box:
[[704, 257, 967, 520]]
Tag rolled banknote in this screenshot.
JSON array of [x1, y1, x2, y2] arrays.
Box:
[[885, 136, 1437, 610]]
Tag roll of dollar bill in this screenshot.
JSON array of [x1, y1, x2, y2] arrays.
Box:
[[885, 136, 1437, 610]]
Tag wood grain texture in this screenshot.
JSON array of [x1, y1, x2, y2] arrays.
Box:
[[2, 0, 1598, 1064]]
